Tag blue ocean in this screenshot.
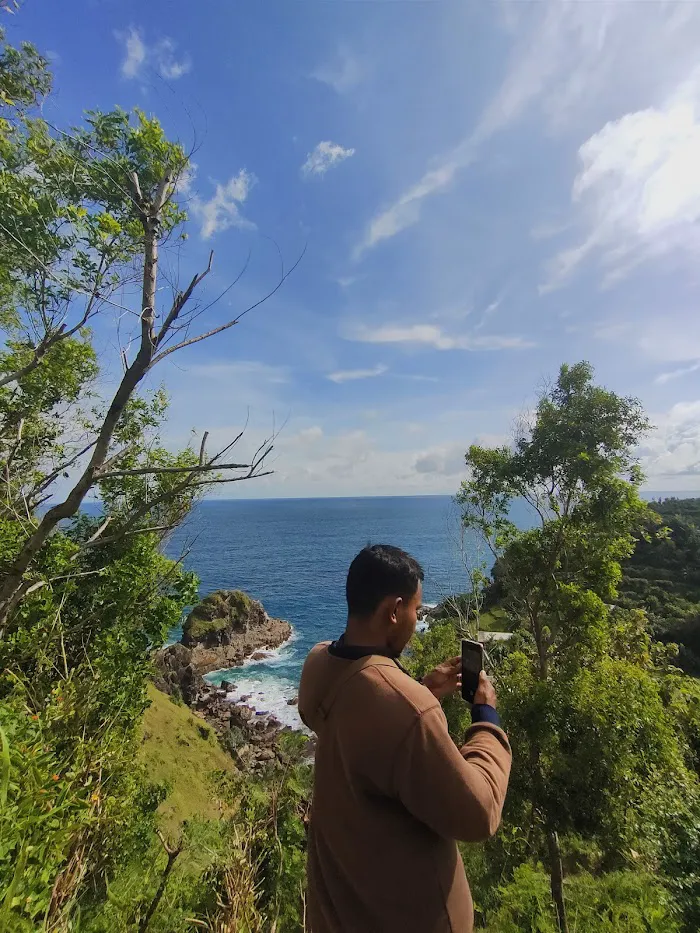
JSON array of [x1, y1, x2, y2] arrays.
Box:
[[164, 495, 486, 725], [163, 491, 692, 726]]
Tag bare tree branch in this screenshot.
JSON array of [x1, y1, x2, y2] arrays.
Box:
[[198, 430, 209, 466], [97, 461, 250, 480], [30, 439, 98, 499], [154, 250, 213, 347], [149, 243, 307, 366]]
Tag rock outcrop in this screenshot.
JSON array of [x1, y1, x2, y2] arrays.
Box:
[[180, 589, 292, 676], [153, 589, 291, 688], [152, 642, 204, 706], [151, 589, 300, 771]]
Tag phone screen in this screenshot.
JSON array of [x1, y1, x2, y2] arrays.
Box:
[[461, 639, 484, 703]]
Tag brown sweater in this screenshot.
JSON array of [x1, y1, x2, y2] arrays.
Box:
[[298, 643, 512, 933]]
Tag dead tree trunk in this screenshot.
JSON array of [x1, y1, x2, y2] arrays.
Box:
[[138, 832, 182, 933], [547, 828, 569, 933]]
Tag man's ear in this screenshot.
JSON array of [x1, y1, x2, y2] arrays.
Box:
[[390, 596, 402, 624]]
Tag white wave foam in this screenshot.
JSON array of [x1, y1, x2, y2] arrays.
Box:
[[225, 675, 305, 731], [236, 626, 298, 669]]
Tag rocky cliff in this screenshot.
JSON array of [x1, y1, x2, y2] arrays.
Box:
[[155, 589, 291, 682], [151, 589, 297, 772]]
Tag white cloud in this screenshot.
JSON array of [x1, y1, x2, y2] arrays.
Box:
[[116, 27, 191, 82], [545, 66, 700, 289], [350, 323, 534, 351], [156, 37, 192, 80], [640, 400, 700, 482], [301, 141, 355, 177], [296, 426, 323, 442], [311, 47, 364, 94], [174, 162, 197, 196], [118, 27, 145, 79], [336, 276, 358, 289], [327, 365, 387, 384], [192, 170, 256, 240], [655, 361, 700, 385], [354, 163, 460, 257], [413, 444, 466, 477], [356, 3, 700, 256]]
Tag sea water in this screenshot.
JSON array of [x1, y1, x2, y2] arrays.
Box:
[[157, 491, 693, 727], [164, 495, 490, 727]]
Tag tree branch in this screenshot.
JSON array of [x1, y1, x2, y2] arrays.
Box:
[[154, 251, 213, 347], [97, 461, 250, 480], [198, 430, 209, 466], [149, 243, 307, 366], [29, 439, 98, 500]]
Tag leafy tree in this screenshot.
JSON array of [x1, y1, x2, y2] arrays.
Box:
[[0, 32, 300, 928], [617, 498, 700, 674], [455, 362, 700, 932]]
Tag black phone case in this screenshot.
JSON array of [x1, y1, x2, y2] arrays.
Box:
[[461, 642, 483, 703], [461, 673, 480, 704]]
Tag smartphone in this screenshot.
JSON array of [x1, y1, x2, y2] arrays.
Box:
[[461, 638, 484, 703]]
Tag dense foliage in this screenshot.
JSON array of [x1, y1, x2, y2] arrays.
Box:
[[3, 26, 700, 933], [617, 498, 700, 673], [0, 31, 304, 932], [408, 364, 700, 932]]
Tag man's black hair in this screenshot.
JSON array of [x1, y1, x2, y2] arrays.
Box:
[[346, 544, 424, 618]]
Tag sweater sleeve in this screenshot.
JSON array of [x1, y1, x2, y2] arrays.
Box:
[[393, 705, 512, 842]]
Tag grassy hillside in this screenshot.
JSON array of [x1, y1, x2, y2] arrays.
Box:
[[139, 683, 236, 837]]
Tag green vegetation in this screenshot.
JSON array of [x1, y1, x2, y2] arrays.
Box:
[[0, 30, 305, 932], [408, 362, 700, 933], [2, 25, 700, 933], [138, 684, 236, 837], [183, 589, 253, 643], [617, 498, 700, 673]]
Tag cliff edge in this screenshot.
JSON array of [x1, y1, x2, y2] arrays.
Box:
[[154, 589, 291, 689]]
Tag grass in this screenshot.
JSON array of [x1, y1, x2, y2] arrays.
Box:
[[477, 606, 509, 632], [184, 589, 252, 640], [139, 683, 236, 839]]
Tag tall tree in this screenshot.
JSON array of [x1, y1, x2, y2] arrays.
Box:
[[0, 35, 302, 925], [0, 31, 301, 631], [457, 362, 699, 931]]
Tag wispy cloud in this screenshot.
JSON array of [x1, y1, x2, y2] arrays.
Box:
[[327, 365, 387, 384], [354, 163, 461, 257], [192, 169, 256, 240], [311, 47, 365, 94], [336, 276, 358, 289], [301, 141, 355, 178], [351, 323, 534, 351], [544, 65, 700, 291], [117, 27, 145, 79], [116, 27, 191, 82], [655, 361, 700, 385], [156, 37, 192, 79], [355, 3, 698, 257]]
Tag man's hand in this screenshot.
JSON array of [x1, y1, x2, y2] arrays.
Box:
[[422, 656, 461, 700], [473, 671, 497, 708]]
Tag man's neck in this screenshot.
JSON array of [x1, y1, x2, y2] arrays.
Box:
[[343, 617, 389, 651]]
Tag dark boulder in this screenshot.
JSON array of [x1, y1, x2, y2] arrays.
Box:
[[152, 642, 203, 706]]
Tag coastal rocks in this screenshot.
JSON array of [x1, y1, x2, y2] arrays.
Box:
[[152, 642, 204, 706], [181, 589, 292, 676], [151, 589, 302, 773]]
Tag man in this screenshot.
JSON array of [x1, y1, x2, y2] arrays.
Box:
[[298, 544, 511, 933]]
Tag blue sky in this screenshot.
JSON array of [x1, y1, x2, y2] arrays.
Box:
[[11, 1, 700, 497]]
